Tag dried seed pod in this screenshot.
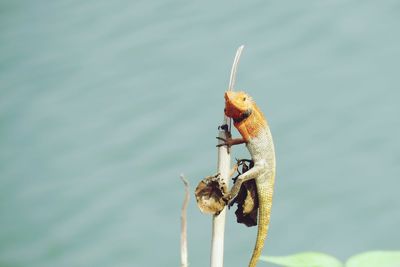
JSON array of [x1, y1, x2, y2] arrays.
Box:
[[195, 173, 227, 215]]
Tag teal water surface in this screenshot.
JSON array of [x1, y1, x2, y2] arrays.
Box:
[[1, 1, 400, 266]]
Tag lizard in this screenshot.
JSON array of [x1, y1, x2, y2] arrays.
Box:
[[218, 91, 276, 267]]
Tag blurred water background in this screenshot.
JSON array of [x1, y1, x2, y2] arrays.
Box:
[[1, 0, 400, 266]]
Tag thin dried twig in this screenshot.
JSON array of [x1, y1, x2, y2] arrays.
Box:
[[180, 174, 190, 267]]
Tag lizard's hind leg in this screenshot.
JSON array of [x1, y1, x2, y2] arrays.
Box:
[[224, 162, 268, 204]]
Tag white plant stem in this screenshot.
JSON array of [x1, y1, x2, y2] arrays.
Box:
[[210, 45, 244, 267]]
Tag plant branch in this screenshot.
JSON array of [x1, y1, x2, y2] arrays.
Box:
[[210, 45, 245, 267]]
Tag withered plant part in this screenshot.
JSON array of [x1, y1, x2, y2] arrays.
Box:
[[195, 173, 228, 215], [229, 159, 259, 227]]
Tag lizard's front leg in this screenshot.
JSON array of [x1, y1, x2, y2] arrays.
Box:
[[216, 137, 246, 147]]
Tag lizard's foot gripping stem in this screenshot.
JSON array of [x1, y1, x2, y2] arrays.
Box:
[[216, 137, 246, 148], [223, 180, 242, 205]]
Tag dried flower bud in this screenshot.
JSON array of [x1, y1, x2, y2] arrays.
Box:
[[195, 173, 227, 215]]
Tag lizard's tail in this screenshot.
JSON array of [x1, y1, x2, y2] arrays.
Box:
[[249, 173, 275, 267]]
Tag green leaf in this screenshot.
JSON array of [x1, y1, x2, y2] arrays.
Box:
[[345, 251, 400, 267], [260, 252, 343, 267]]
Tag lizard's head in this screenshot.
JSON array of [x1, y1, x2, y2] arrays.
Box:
[[224, 91, 253, 122]]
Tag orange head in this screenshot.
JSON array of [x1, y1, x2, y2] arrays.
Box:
[[224, 91, 253, 123]]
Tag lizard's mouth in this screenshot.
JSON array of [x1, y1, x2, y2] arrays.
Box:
[[224, 92, 241, 119], [224, 101, 241, 119]]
